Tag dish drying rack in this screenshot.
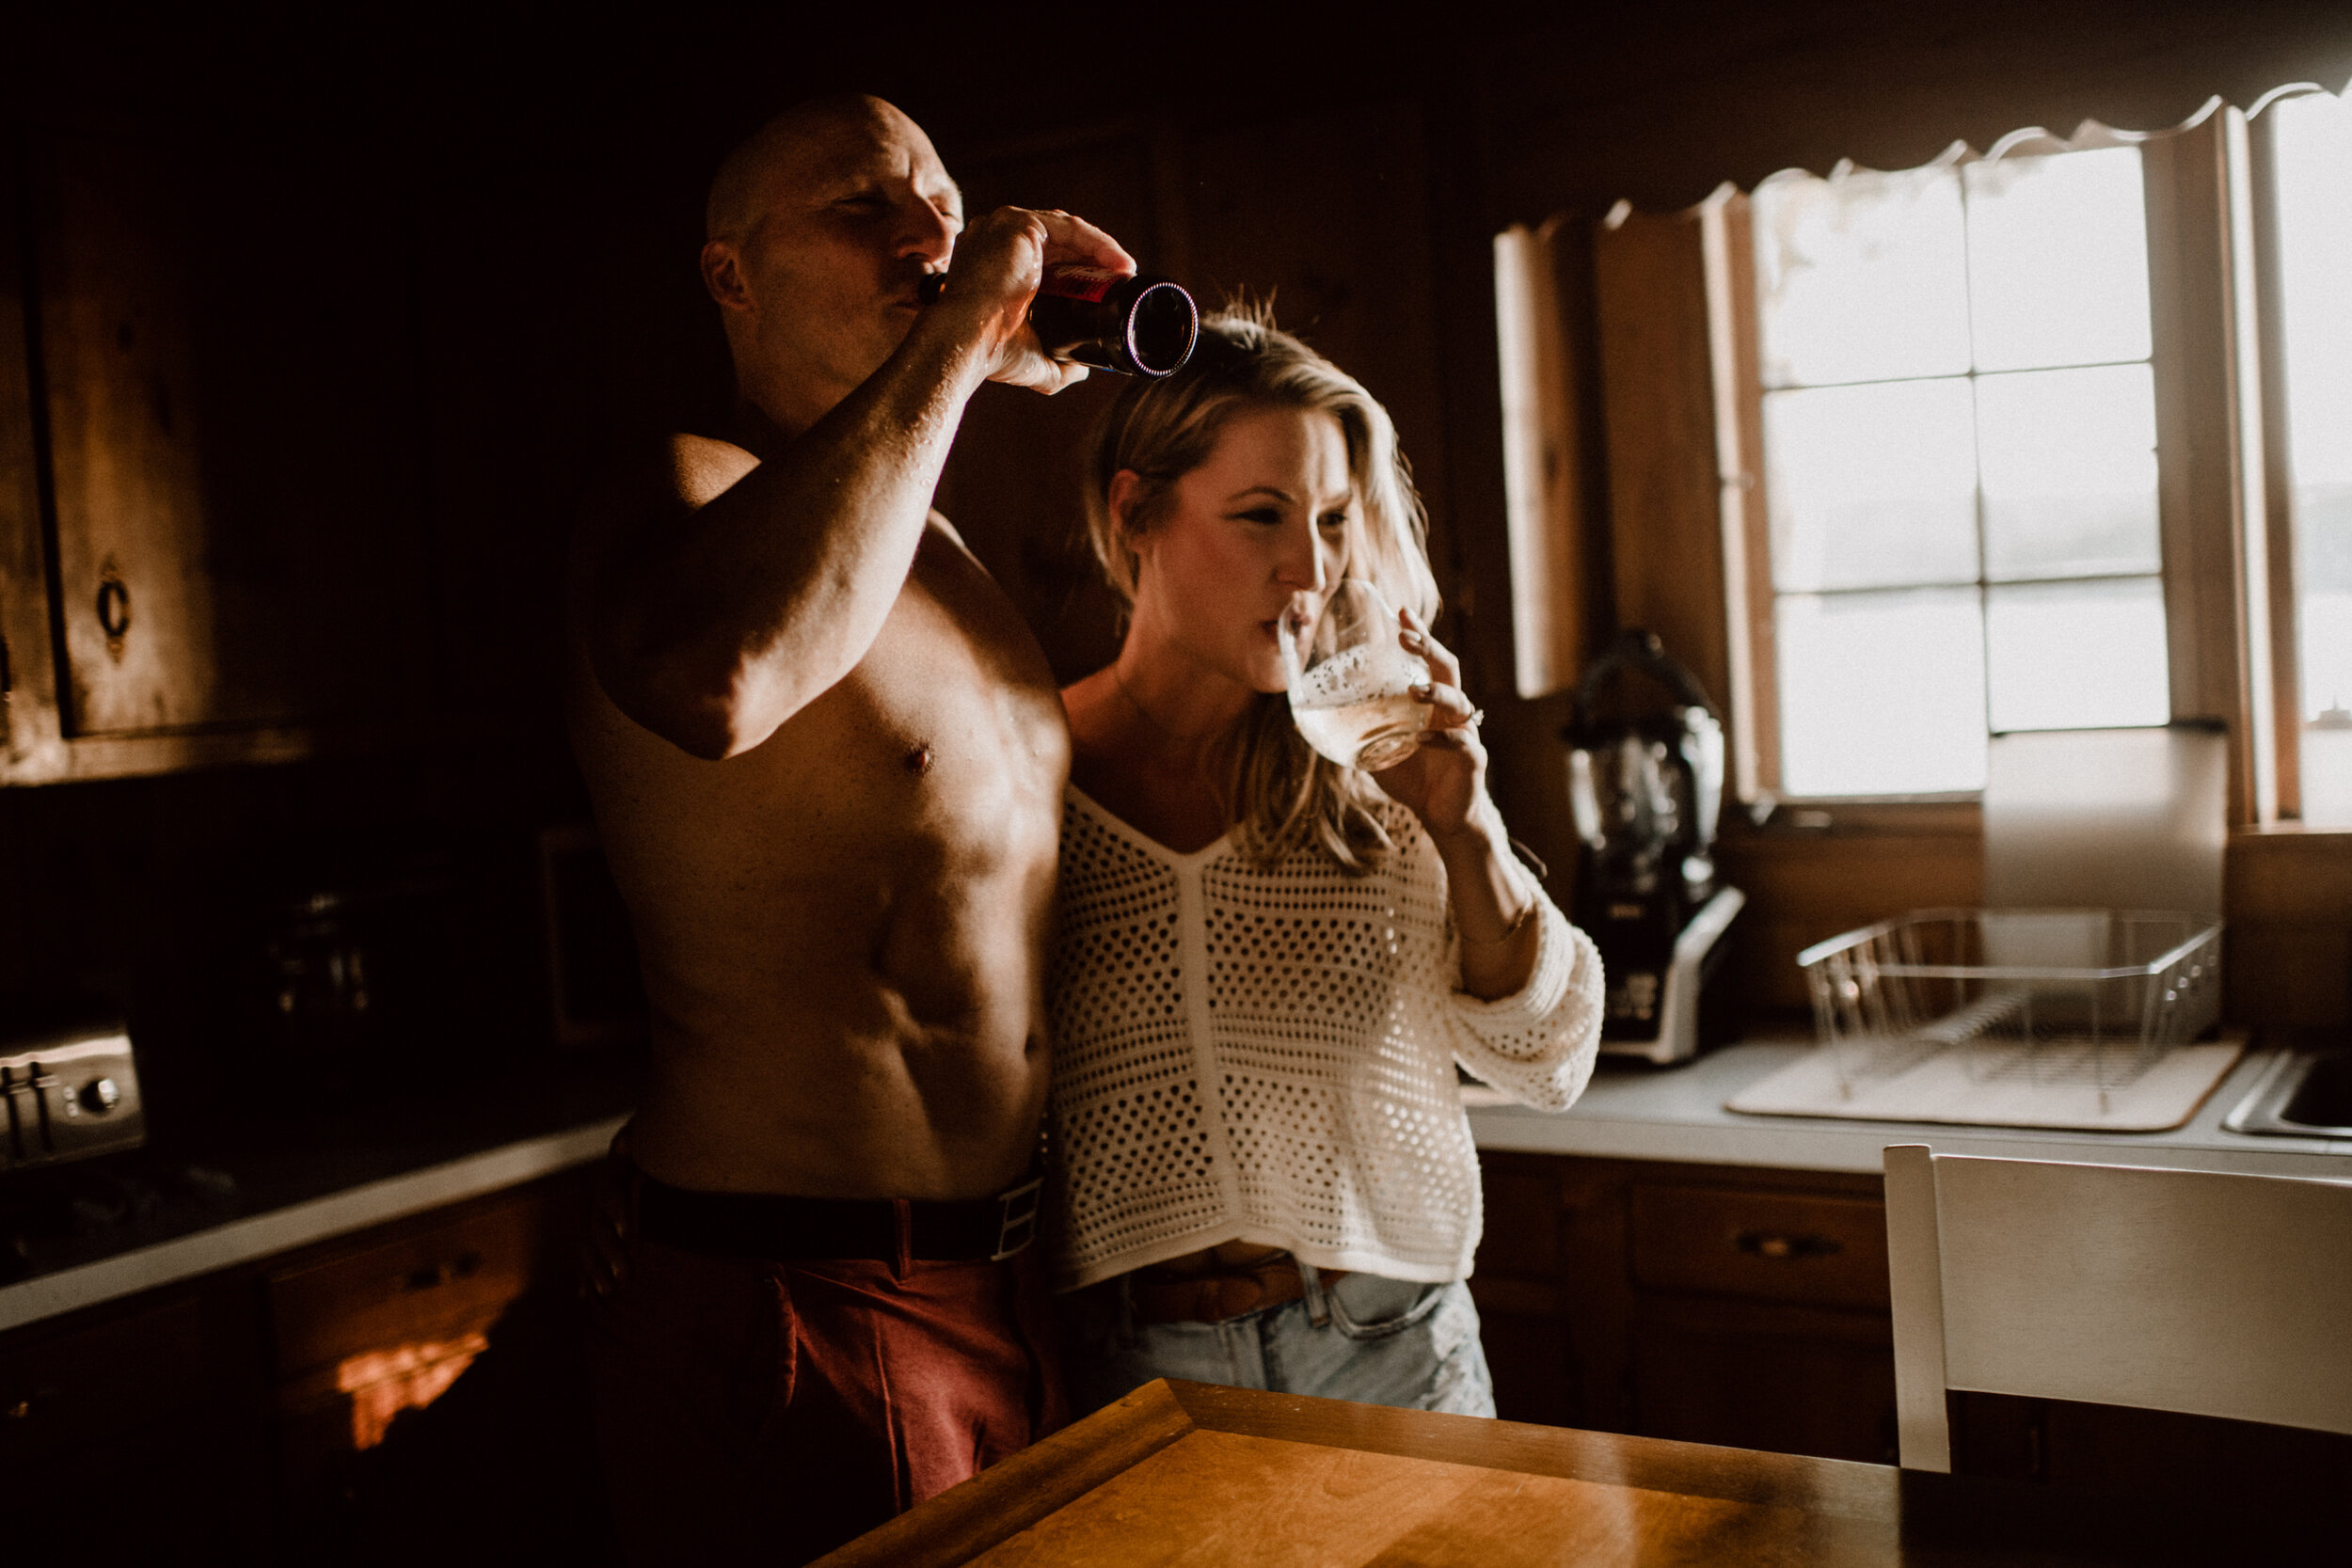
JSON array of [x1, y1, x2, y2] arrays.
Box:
[[1797, 909, 2222, 1111]]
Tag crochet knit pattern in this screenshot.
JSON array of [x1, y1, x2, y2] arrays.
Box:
[[1047, 787, 1603, 1291]]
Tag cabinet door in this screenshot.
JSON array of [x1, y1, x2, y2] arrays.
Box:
[[0, 137, 49, 762], [1469, 1161, 1579, 1426], [1626, 1179, 1898, 1461], [268, 1179, 564, 1457], [25, 123, 433, 749], [265, 1173, 589, 1526], [0, 1277, 273, 1558], [1631, 1295, 1899, 1465]]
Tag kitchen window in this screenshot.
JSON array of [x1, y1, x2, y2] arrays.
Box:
[[1502, 84, 2348, 828], [1753, 138, 2167, 799]]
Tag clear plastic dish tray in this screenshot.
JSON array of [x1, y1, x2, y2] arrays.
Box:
[[1796, 908, 2223, 1096]]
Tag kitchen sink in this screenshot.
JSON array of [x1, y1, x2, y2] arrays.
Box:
[[2224, 1051, 2352, 1137]]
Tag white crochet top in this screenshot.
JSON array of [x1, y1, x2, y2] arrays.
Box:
[[1046, 786, 1603, 1292]]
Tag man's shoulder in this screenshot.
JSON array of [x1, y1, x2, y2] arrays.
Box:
[[579, 431, 755, 525], [924, 507, 970, 553], [664, 432, 760, 511]]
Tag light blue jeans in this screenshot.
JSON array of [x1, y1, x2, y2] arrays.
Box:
[[1057, 1264, 1496, 1419]]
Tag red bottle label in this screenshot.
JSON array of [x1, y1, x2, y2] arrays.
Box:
[[1038, 263, 1121, 303]]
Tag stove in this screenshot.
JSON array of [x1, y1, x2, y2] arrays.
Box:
[[1, 1028, 146, 1174], [0, 1011, 164, 1287]]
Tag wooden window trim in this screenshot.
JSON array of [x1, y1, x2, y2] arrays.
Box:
[[2245, 85, 2346, 828], [1706, 192, 1780, 805], [1494, 217, 1593, 700], [1587, 187, 1767, 790], [2143, 100, 2277, 828]]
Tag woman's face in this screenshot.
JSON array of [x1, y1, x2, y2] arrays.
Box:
[[1124, 404, 1354, 695]]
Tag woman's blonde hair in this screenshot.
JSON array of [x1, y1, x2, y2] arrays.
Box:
[[1084, 307, 1440, 871]]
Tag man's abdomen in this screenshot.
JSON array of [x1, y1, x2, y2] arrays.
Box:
[[623, 857, 1052, 1202], [575, 555, 1066, 1205]]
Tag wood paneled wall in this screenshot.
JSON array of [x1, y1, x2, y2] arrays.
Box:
[[2226, 829, 2352, 1031], [0, 6, 2345, 1049]]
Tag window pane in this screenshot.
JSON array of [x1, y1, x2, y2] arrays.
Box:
[[1963, 147, 2153, 372], [1778, 588, 1987, 795], [2273, 91, 2352, 824], [1754, 165, 1973, 388], [1985, 578, 2169, 732], [2307, 714, 2352, 827], [1764, 379, 1979, 592], [1976, 364, 2160, 580], [2302, 590, 2352, 721], [2304, 584, 2352, 824]]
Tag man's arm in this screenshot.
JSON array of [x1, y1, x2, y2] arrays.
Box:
[[585, 208, 1124, 760]]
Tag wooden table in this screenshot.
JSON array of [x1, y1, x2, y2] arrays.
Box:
[[816, 1379, 2312, 1565]]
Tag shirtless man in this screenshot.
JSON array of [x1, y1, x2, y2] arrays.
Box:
[[567, 95, 1128, 1564]]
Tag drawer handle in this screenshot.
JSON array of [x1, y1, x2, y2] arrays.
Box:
[[399, 1250, 486, 1291], [1735, 1229, 1841, 1262], [96, 566, 132, 654]]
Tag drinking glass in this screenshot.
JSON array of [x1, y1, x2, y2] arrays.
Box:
[[1282, 579, 1432, 770]]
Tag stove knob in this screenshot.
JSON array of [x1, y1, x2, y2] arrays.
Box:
[[80, 1078, 120, 1115]]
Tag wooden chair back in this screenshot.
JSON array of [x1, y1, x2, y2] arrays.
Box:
[[1883, 1143, 2352, 1471]]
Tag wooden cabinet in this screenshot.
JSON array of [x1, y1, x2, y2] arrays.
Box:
[[1472, 1147, 2352, 1489], [0, 1273, 274, 1560], [0, 1167, 591, 1559], [267, 1177, 580, 1513], [0, 119, 435, 784], [1627, 1183, 1890, 1309], [1472, 1150, 1899, 1464]]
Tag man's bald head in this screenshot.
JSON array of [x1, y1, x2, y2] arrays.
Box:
[[697, 93, 963, 432], [707, 94, 937, 244]]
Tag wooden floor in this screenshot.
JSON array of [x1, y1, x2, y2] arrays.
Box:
[[815, 1378, 2311, 1566]]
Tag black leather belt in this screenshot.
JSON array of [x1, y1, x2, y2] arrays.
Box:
[[636, 1172, 1041, 1263]]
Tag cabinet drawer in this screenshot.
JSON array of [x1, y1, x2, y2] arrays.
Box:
[[267, 1186, 555, 1379], [1477, 1165, 1565, 1277], [1630, 1184, 1890, 1310], [0, 1283, 261, 1466]]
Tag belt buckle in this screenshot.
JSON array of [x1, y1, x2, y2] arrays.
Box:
[[991, 1175, 1042, 1261]]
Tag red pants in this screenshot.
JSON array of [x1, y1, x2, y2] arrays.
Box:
[[588, 1236, 1064, 1565]]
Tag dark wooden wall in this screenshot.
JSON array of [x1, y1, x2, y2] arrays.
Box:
[[1, 2, 2345, 1066]]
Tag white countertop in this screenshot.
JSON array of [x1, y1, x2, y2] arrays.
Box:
[[0, 1114, 628, 1335], [1470, 1040, 2352, 1177]]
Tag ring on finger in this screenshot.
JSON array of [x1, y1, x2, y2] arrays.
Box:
[[1466, 706, 1486, 727]]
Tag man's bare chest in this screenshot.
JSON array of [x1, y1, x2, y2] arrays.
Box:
[[735, 541, 1068, 853]]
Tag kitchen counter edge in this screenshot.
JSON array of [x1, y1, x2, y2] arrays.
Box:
[[1469, 1040, 2352, 1178], [0, 1113, 628, 1335], [10, 1044, 2344, 1336]]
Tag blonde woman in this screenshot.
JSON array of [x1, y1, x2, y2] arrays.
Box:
[[1049, 311, 1603, 1417]]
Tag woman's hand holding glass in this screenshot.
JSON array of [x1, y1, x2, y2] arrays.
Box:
[[1279, 580, 1492, 849], [1355, 607, 1489, 847], [1283, 580, 1434, 772], [1356, 606, 1538, 1000]]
